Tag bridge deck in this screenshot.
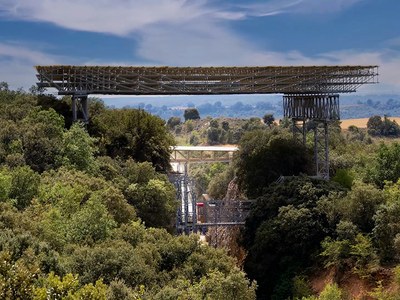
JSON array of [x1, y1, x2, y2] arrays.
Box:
[[36, 65, 378, 95], [170, 145, 238, 164]]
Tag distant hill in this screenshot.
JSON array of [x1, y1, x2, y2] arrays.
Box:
[[102, 94, 400, 120]]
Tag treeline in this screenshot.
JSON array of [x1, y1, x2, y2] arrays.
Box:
[[367, 115, 400, 137], [168, 108, 272, 146], [130, 100, 279, 119], [360, 98, 400, 111], [125, 96, 400, 120], [0, 85, 256, 299]]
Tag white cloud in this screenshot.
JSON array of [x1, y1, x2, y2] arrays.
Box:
[[136, 21, 259, 66], [0, 0, 395, 94], [0, 42, 55, 64], [287, 0, 363, 14], [234, 0, 364, 18], [0, 0, 366, 37], [3, 39, 397, 94], [0, 42, 62, 89], [0, 0, 210, 36], [322, 50, 400, 94], [129, 22, 400, 94]]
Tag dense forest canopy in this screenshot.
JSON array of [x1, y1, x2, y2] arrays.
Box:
[[0, 85, 256, 299], [3, 83, 400, 299]]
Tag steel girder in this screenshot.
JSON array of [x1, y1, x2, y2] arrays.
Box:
[[36, 65, 378, 96]]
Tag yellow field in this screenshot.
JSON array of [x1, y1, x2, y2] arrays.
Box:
[[340, 117, 400, 129]]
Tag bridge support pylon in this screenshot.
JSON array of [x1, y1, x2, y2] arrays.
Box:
[[283, 94, 340, 180], [171, 162, 198, 234], [292, 119, 307, 145], [72, 95, 89, 124]]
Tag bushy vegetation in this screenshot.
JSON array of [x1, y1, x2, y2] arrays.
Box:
[[5, 82, 400, 299], [242, 177, 344, 298], [236, 128, 314, 198], [367, 115, 400, 137], [170, 116, 266, 146], [90, 108, 174, 171], [165, 106, 400, 298], [231, 117, 400, 298], [0, 85, 256, 299]]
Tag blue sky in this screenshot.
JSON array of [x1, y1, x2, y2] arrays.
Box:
[[0, 0, 399, 95]]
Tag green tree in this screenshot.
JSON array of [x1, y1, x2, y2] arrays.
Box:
[[210, 119, 219, 128], [318, 283, 343, 300], [207, 127, 222, 145], [40, 208, 69, 250], [9, 166, 40, 210], [185, 269, 257, 300], [279, 117, 291, 128], [320, 237, 352, 275], [242, 177, 342, 299], [0, 250, 40, 300], [0, 170, 12, 202], [263, 113, 275, 127], [373, 202, 400, 263], [91, 109, 174, 171], [21, 108, 64, 172], [332, 169, 354, 189], [242, 117, 264, 131], [68, 197, 117, 245], [382, 116, 400, 136], [367, 115, 400, 137], [37, 94, 74, 128], [106, 279, 142, 300], [167, 116, 181, 129], [222, 121, 230, 131], [184, 108, 200, 121], [33, 272, 108, 300], [368, 142, 400, 188], [71, 239, 161, 288], [367, 115, 383, 136], [38, 168, 125, 247], [33, 272, 79, 299], [207, 165, 235, 200], [0, 87, 38, 122], [0, 119, 22, 163], [236, 129, 313, 198], [61, 122, 98, 173], [342, 181, 384, 233], [350, 234, 379, 278], [0, 90, 261, 300], [189, 132, 200, 146], [89, 187, 136, 225], [190, 163, 227, 197], [0, 81, 9, 91], [125, 179, 177, 230]]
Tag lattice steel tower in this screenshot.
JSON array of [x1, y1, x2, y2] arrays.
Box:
[[283, 94, 340, 179]]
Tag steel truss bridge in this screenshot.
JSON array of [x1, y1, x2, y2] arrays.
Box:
[[170, 146, 247, 234], [36, 65, 378, 180], [36, 65, 377, 95]]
